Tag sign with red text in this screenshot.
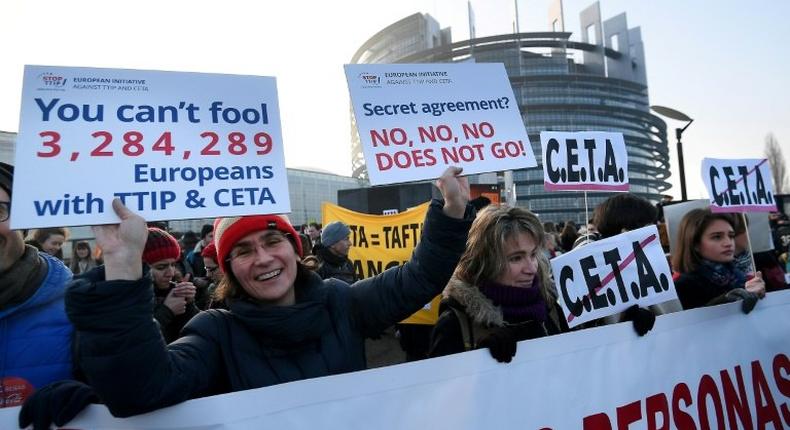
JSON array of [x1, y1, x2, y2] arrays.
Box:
[[345, 63, 536, 185], [550, 225, 677, 328], [4, 291, 788, 429], [702, 158, 777, 213], [540, 131, 628, 191], [11, 65, 289, 229]]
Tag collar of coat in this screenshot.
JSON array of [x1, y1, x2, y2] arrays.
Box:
[[442, 276, 505, 328]]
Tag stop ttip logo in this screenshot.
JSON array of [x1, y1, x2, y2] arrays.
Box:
[[358, 72, 381, 87], [37, 72, 68, 88]]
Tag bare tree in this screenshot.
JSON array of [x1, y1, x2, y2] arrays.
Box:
[[765, 133, 788, 194]]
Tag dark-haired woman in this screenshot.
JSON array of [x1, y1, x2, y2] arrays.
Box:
[[69, 241, 98, 275], [672, 208, 765, 311]]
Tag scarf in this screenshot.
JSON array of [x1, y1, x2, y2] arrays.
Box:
[[228, 292, 331, 349], [0, 245, 48, 311], [733, 252, 753, 275], [478, 278, 547, 324], [697, 259, 746, 290]]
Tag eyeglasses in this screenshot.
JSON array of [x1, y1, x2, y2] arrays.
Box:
[[228, 232, 291, 264], [0, 202, 9, 223], [205, 266, 219, 273]]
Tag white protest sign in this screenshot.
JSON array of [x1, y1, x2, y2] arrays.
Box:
[[540, 131, 628, 191], [345, 63, 536, 186], [3, 291, 788, 429], [701, 158, 777, 213], [11, 65, 289, 229], [550, 225, 677, 328]]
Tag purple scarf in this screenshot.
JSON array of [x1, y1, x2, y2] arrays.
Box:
[[478, 278, 548, 324]]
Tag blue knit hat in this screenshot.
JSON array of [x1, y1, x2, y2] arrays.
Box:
[[321, 221, 350, 247]]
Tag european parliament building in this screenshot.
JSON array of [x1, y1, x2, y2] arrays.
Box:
[[350, 1, 671, 223]]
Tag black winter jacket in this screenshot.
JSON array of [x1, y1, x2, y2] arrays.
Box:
[[428, 276, 566, 359], [65, 200, 472, 417], [315, 247, 357, 284]]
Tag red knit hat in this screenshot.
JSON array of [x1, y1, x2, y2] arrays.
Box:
[[201, 241, 218, 262], [142, 227, 181, 264], [213, 214, 302, 273]]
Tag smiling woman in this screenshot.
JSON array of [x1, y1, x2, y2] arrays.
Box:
[[30, 166, 473, 421], [428, 205, 568, 364]]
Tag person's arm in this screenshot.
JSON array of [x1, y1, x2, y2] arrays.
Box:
[[675, 272, 715, 310], [348, 167, 473, 337], [66, 200, 221, 416], [427, 308, 467, 358]]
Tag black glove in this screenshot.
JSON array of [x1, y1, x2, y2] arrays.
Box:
[[621, 305, 656, 336], [19, 380, 99, 430], [726, 288, 759, 314], [478, 326, 518, 363]]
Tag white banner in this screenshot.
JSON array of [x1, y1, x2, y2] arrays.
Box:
[[701, 158, 777, 213], [11, 65, 289, 229], [550, 225, 678, 328], [3, 291, 789, 429], [540, 131, 628, 191], [344, 63, 536, 186]]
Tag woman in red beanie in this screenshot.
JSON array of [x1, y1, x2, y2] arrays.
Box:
[[143, 227, 199, 343], [32, 167, 472, 420]]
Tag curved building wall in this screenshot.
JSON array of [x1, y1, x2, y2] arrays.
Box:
[[351, 15, 670, 223]]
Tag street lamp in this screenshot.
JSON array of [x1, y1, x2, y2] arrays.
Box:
[[651, 105, 694, 201]]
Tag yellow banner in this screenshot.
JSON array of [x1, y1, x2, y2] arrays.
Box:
[[321, 201, 440, 325]]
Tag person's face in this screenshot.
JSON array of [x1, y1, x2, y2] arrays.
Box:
[[150, 258, 178, 289], [307, 226, 320, 240], [697, 220, 735, 264], [0, 188, 25, 272], [203, 231, 214, 246], [329, 236, 351, 258], [41, 234, 65, 255], [203, 257, 221, 283], [494, 231, 539, 288], [76, 247, 90, 259], [229, 230, 298, 306]]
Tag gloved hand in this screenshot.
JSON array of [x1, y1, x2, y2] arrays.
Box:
[[19, 380, 99, 430], [726, 288, 759, 314], [478, 326, 518, 363], [621, 305, 656, 336]]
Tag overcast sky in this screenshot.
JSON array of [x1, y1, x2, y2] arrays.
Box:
[[2, 0, 788, 199]]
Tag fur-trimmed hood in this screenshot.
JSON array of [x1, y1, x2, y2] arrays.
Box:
[[442, 253, 557, 329], [442, 277, 505, 327]]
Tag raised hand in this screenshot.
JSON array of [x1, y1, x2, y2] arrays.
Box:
[[91, 199, 148, 281], [435, 166, 470, 219]]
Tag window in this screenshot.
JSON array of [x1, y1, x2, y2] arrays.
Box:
[[610, 34, 619, 52], [586, 25, 596, 44]]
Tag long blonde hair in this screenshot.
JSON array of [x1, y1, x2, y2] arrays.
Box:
[[455, 205, 550, 294]]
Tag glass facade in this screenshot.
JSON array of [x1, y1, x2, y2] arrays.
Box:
[[350, 12, 670, 223]]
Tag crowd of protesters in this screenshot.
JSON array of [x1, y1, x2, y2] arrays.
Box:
[[1, 160, 788, 428]]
